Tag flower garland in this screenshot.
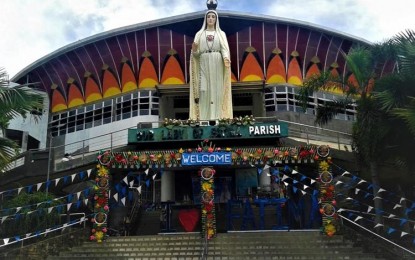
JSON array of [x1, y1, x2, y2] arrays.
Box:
[[90, 164, 110, 242], [100, 144, 318, 169], [316, 145, 339, 237], [200, 167, 216, 239]]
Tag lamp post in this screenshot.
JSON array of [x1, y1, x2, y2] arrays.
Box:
[[45, 132, 53, 197]]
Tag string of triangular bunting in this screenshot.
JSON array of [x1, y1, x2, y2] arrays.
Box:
[[0, 187, 92, 215], [0, 168, 93, 196], [0, 215, 91, 248]]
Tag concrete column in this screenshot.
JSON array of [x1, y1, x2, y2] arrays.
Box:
[[259, 167, 271, 191], [161, 171, 175, 202]]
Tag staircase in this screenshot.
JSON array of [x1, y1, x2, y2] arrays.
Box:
[[50, 231, 386, 260]]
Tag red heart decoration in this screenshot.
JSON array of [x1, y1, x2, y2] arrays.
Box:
[[178, 209, 200, 232]]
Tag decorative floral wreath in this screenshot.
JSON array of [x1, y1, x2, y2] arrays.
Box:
[[202, 191, 214, 203], [201, 167, 215, 180], [94, 212, 107, 225], [317, 145, 330, 158], [320, 171, 333, 184], [322, 203, 336, 217]]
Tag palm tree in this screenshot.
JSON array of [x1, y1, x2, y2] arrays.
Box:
[[0, 67, 44, 171], [299, 43, 396, 224]]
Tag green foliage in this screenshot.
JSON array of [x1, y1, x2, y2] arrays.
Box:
[[0, 192, 63, 238], [0, 67, 44, 171]]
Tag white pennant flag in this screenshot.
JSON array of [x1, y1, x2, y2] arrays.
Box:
[[84, 199, 89, 206], [1, 216, 7, 224], [123, 176, 128, 185], [145, 169, 149, 175], [71, 174, 76, 182], [401, 232, 409, 237], [63, 223, 69, 228], [76, 192, 81, 200], [388, 214, 396, 218], [354, 216, 363, 222], [87, 169, 92, 178], [303, 185, 309, 190], [393, 204, 402, 210], [335, 181, 343, 185], [45, 228, 51, 234], [152, 173, 157, 180], [355, 188, 360, 195], [373, 196, 382, 200], [283, 182, 289, 187], [400, 197, 406, 204], [374, 223, 384, 228], [37, 183, 43, 191], [129, 180, 134, 187], [48, 207, 53, 214], [291, 170, 298, 174], [310, 179, 316, 184], [267, 172, 271, 177], [264, 165, 270, 170], [18, 187, 23, 195], [342, 171, 350, 176], [367, 206, 373, 213], [113, 193, 118, 202], [3, 238, 10, 245], [55, 178, 60, 186], [81, 217, 86, 222], [358, 180, 367, 185], [337, 208, 345, 213], [282, 175, 289, 181], [16, 207, 22, 213], [26, 233, 31, 238], [121, 197, 126, 206], [137, 186, 142, 194], [377, 188, 386, 193], [301, 190, 306, 195], [67, 203, 72, 211]]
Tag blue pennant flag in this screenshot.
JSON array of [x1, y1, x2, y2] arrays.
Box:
[[35, 231, 41, 237], [364, 193, 371, 199], [257, 168, 263, 175], [14, 236, 21, 242], [284, 165, 290, 171], [387, 228, 396, 234], [128, 191, 133, 201], [79, 171, 85, 180], [313, 190, 319, 196], [300, 176, 306, 181], [46, 180, 52, 189], [15, 213, 21, 221], [352, 175, 357, 181], [84, 188, 90, 197], [405, 208, 413, 215], [400, 218, 408, 226], [122, 186, 127, 196], [146, 180, 150, 187], [135, 176, 141, 182], [57, 205, 63, 214], [293, 187, 298, 194], [411, 202, 415, 209], [272, 169, 279, 175], [27, 185, 33, 193], [367, 184, 373, 190], [347, 212, 353, 218], [115, 183, 122, 193], [67, 194, 73, 203], [76, 200, 82, 209], [127, 171, 133, 176], [293, 180, 298, 185], [63, 176, 69, 184]]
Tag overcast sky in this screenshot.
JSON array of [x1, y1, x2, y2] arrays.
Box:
[[1, 0, 413, 78]]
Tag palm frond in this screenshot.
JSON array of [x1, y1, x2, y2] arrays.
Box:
[[314, 98, 353, 125], [393, 97, 415, 136]]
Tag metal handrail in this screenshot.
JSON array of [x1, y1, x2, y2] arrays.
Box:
[[339, 214, 415, 256]]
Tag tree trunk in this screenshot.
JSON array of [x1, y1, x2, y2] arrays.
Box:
[[370, 162, 383, 227]]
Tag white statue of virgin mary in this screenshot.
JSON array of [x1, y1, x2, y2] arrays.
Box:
[[189, 6, 233, 121]]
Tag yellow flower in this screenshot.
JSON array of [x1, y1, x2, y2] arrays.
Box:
[[179, 148, 184, 153], [319, 161, 330, 171], [202, 182, 211, 191]]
